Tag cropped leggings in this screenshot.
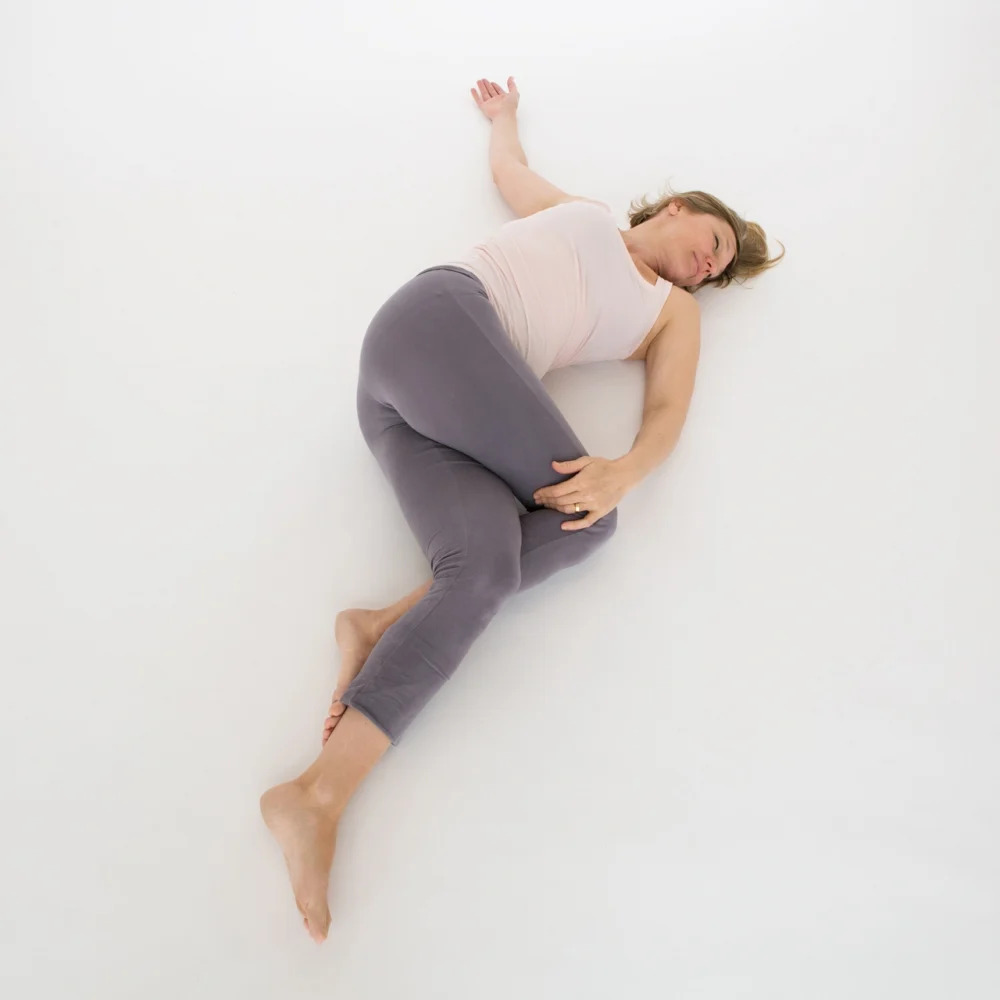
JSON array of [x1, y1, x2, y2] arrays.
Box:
[[340, 265, 618, 745]]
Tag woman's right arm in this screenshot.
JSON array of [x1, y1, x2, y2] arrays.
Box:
[[475, 79, 580, 218], [470, 77, 526, 173], [489, 110, 528, 175]]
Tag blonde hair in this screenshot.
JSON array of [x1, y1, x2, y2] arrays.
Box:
[[626, 185, 785, 293]]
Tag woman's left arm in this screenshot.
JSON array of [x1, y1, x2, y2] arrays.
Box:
[[619, 294, 701, 483]]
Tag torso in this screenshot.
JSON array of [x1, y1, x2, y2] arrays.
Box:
[[622, 250, 686, 362]]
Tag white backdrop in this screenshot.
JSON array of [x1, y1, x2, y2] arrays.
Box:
[[2, 1, 998, 997]]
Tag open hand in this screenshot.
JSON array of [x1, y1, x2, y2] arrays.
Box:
[[470, 77, 520, 122]]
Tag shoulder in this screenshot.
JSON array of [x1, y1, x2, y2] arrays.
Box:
[[647, 286, 700, 359], [665, 285, 700, 315], [656, 285, 699, 335], [555, 196, 613, 212], [493, 162, 612, 219]]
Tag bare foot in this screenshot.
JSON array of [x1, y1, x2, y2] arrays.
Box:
[[260, 780, 339, 943], [323, 609, 383, 745]]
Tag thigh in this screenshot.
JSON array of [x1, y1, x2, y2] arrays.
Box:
[[356, 391, 524, 585], [358, 266, 588, 510]]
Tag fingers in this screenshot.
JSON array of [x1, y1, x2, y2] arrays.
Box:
[[472, 78, 511, 102], [563, 513, 599, 530], [539, 500, 593, 523], [471, 78, 518, 123], [533, 482, 580, 505], [532, 494, 602, 525], [536, 495, 588, 511]]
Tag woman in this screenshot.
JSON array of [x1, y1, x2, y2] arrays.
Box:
[[261, 77, 784, 943]]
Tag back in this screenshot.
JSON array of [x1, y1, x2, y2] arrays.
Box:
[[445, 201, 674, 378]]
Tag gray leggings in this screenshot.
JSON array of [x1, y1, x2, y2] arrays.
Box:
[[340, 265, 618, 745]]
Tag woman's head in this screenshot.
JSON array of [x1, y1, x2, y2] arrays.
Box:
[[626, 186, 784, 294]]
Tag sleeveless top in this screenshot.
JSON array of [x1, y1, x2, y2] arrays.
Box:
[[443, 200, 674, 378]]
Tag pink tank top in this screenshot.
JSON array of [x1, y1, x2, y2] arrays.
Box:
[[444, 201, 674, 378]]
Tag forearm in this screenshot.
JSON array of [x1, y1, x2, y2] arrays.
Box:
[[616, 406, 688, 485], [489, 111, 528, 175]]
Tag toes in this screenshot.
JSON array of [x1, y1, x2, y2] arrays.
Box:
[[305, 907, 330, 943], [322, 714, 341, 745], [322, 692, 350, 745]]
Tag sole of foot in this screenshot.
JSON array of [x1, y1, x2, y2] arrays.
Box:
[[260, 781, 339, 943]]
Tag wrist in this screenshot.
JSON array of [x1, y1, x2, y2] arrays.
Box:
[[614, 454, 646, 489]]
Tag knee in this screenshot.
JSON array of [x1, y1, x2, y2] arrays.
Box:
[[453, 545, 521, 611], [592, 504, 619, 540], [433, 543, 521, 604], [472, 548, 522, 601]]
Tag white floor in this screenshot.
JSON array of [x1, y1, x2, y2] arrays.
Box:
[[3, 2, 998, 997]]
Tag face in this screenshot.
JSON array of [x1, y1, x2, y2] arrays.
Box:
[[659, 201, 737, 289]]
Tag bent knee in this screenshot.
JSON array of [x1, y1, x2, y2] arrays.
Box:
[[593, 505, 619, 538], [437, 546, 520, 603], [472, 551, 521, 599]]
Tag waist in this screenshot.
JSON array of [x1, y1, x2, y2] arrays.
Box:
[[417, 264, 482, 284]]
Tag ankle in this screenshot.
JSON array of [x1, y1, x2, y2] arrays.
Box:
[[368, 608, 393, 637], [296, 775, 345, 822], [385, 578, 433, 624]]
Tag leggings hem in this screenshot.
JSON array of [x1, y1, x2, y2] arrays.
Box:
[[340, 693, 399, 747]]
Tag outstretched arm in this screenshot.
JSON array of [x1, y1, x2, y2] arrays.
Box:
[[476, 78, 596, 219]]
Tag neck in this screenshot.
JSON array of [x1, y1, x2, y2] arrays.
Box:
[[620, 227, 660, 276]]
